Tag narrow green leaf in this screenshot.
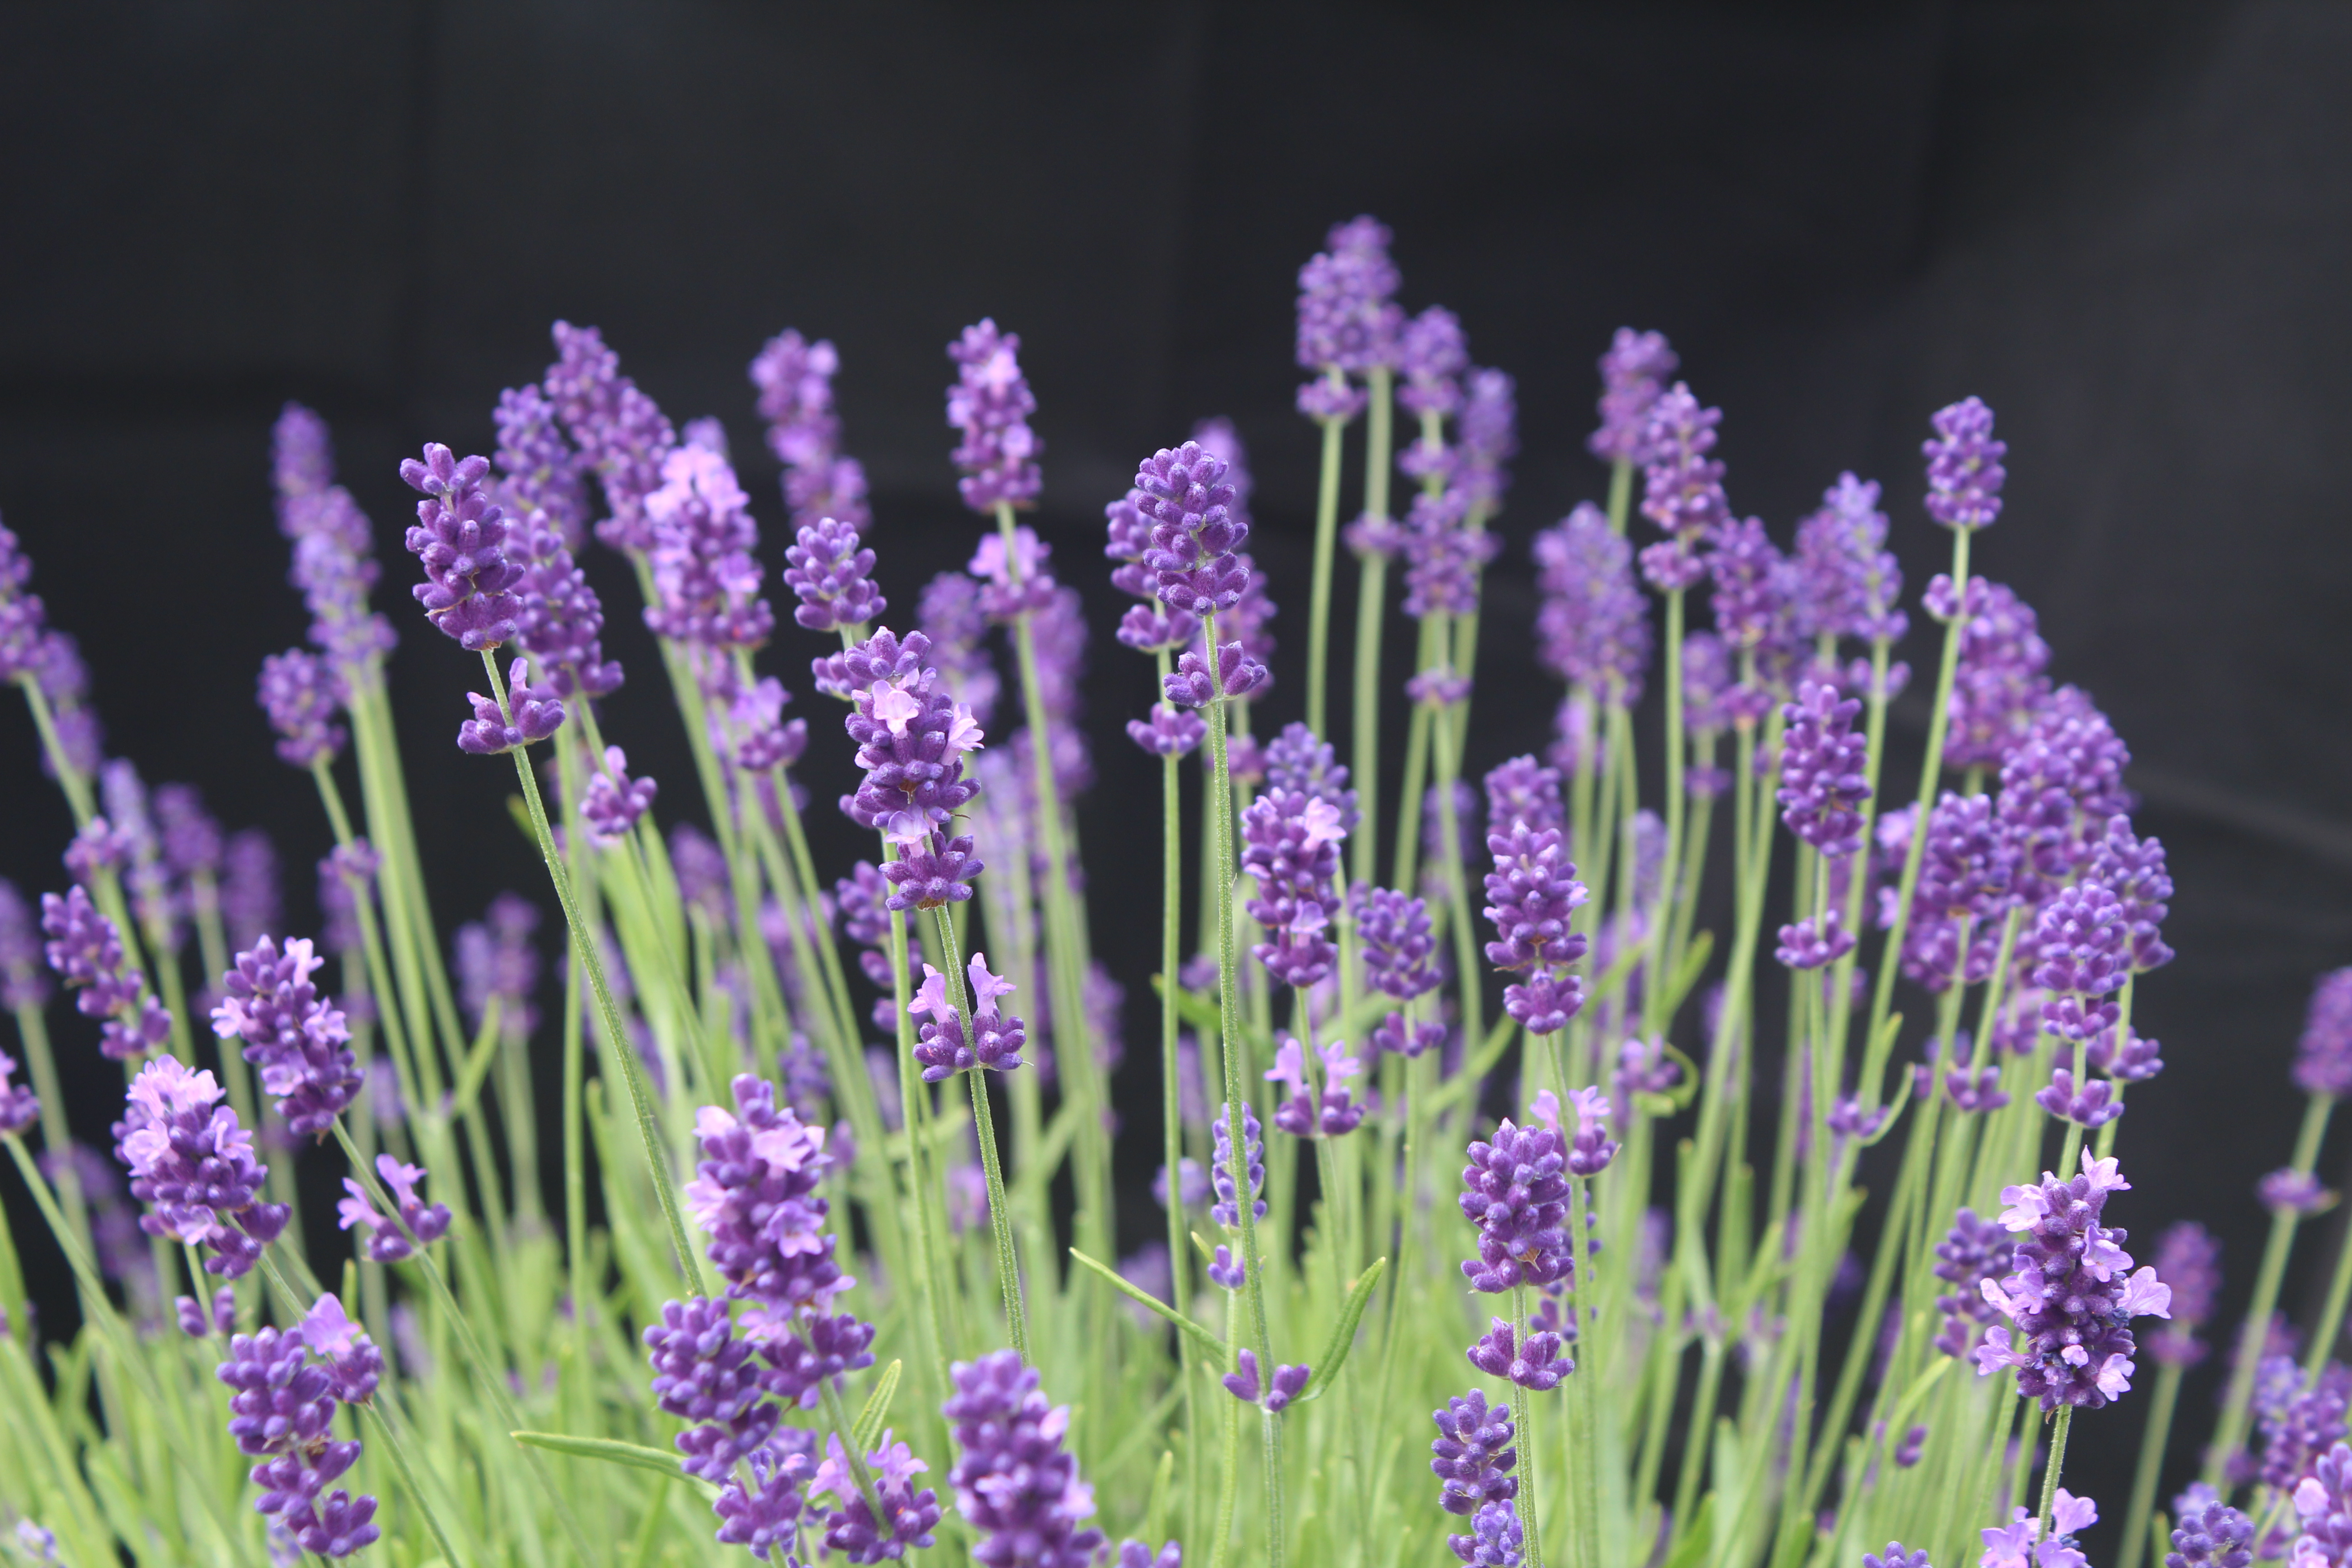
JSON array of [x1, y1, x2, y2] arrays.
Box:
[[1662, 928, 1717, 1018], [511, 1431, 686, 1481], [853, 1360, 902, 1455], [1296, 1256, 1388, 1404], [1068, 1248, 1226, 1356], [1663, 1492, 1715, 1568], [1886, 1352, 1951, 1428]]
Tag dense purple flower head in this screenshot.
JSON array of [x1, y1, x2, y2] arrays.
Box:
[[2294, 970, 2352, 1098], [41, 885, 171, 1059], [968, 524, 1059, 622], [1706, 516, 1793, 653], [1994, 686, 2132, 892], [1793, 474, 1905, 644], [2260, 1169, 2331, 1216], [455, 658, 566, 755], [1295, 215, 1404, 382], [909, 955, 1024, 1081], [490, 383, 590, 551], [544, 320, 679, 553], [1135, 441, 1250, 617], [1590, 328, 1679, 464], [1210, 1103, 1266, 1229], [1974, 1152, 2171, 1409], [947, 319, 1043, 513], [1460, 1117, 1573, 1293], [2089, 815, 2173, 972], [211, 935, 362, 1138], [782, 516, 886, 633], [1242, 787, 1346, 989], [1402, 489, 1499, 618], [338, 1152, 451, 1263], [399, 443, 526, 650], [1638, 384, 1729, 548], [1935, 577, 2052, 770], [1399, 305, 1469, 420], [508, 506, 624, 699], [1776, 911, 1857, 971], [2168, 1500, 2254, 1568], [0, 878, 53, 1011], [2294, 1443, 2352, 1568], [113, 1054, 289, 1276], [1432, 1388, 1521, 1516], [1355, 883, 1439, 1000], [582, 745, 658, 846], [639, 444, 773, 648], [1162, 638, 1267, 709], [1778, 681, 1872, 856], [1455, 369, 1518, 510], [643, 1296, 781, 1481], [685, 1074, 854, 1325], [1923, 397, 2008, 530], [454, 892, 540, 1034], [2031, 881, 2132, 1000], [828, 626, 985, 841], [944, 1351, 1105, 1568], [1485, 756, 1564, 838], [2259, 1357, 2352, 1491], [0, 519, 50, 686], [1264, 721, 1358, 829], [1534, 503, 1651, 703], [257, 649, 347, 768], [1482, 820, 1590, 1033], [216, 1321, 379, 1556]]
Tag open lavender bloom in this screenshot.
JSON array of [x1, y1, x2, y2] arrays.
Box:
[[1923, 397, 2008, 531], [946, 319, 1043, 513], [828, 626, 985, 843], [909, 954, 1025, 1081], [455, 657, 566, 755], [582, 745, 659, 844], [944, 1351, 1101, 1566], [2294, 1445, 2352, 1568], [217, 1323, 379, 1558], [1242, 784, 1346, 989], [1866, 1545, 1935, 1568], [642, 443, 774, 650], [544, 321, 678, 553], [1974, 1151, 2171, 1408], [113, 1055, 289, 1277], [210, 935, 361, 1138], [813, 1430, 941, 1563], [40, 885, 171, 1059], [1264, 1036, 1364, 1138], [1460, 1117, 1573, 1294], [1779, 681, 1871, 857], [338, 1153, 451, 1263], [2032, 880, 2131, 1043], [1482, 816, 1590, 1035], [1431, 1387, 1520, 1520]]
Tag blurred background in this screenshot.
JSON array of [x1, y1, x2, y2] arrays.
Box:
[[3, 1, 2348, 1537]]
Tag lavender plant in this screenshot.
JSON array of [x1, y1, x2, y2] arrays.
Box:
[[0, 215, 2343, 1568]]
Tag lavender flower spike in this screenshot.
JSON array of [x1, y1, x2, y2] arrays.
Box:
[[210, 934, 363, 1137], [40, 884, 171, 1059], [114, 1054, 289, 1277], [582, 746, 658, 845], [1974, 1150, 2171, 1408], [1923, 397, 2008, 530], [1589, 328, 1679, 465], [398, 443, 526, 649], [2294, 968, 2352, 1098], [944, 1350, 1105, 1568], [456, 658, 566, 755], [783, 516, 887, 632], [257, 649, 347, 768], [946, 319, 1043, 513], [0, 1047, 38, 1135], [338, 1153, 452, 1262], [1778, 681, 1872, 857], [1460, 1116, 1573, 1294]]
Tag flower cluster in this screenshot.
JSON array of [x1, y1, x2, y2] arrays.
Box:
[[1265, 1035, 1364, 1137], [272, 405, 399, 679], [642, 443, 775, 649], [544, 320, 678, 552], [40, 885, 171, 1059], [257, 648, 347, 768], [1923, 396, 2008, 531], [1973, 1152, 2171, 1408], [0, 1046, 36, 1136], [582, 745, 660, 845], [1793, 472, 1906, 645], [1459, 1116, 1573, 1294], [1534, 503, 1650, 705], [502, 482, 625, 702], [2294, 969, 2352, 1098], [751, 327, 871, 533], [1589, 328, 1679, 465], [398, 443, 526, 651], [824, 627, 985, 847], [216, 1297, 383, 1558], [1241, 781, 1347, 989], [946, 319, 1043, 513], [944, 1350, 1100, 1567], [1132, 442, 1268, 707], [1294, 215, 1402, 420], [1935, 578, 2052, 771], [1778, 681, 1872, 857], [2293, 1443, 2352, 1568], [1979, 1490, 2096, 1568], [2146, 1221, 2220, 1367], [1481, 815, 1590, 1035], [209, 934, 362, 1137], [1635, 383, 1728, 591], [910, 954, 1026, 1080], [454, 657, 566, 755], [782, 516, 886, 634], [1932, 1208, 2014, 1358], [337, 1153, 451, 1263], [1224, 1348, 1313, 1413], [111, 1055, 289, 1277]]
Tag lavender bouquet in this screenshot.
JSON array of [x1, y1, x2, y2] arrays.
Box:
[[0, 215, 2346, 1568]]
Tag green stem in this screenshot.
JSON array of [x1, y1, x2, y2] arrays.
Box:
[[1307, 397, 1348, 740], [1158, 657, 1198, 1482], [1514, 1283, 1548, 1568], [2208, 1091, 2336, 1485], [2117, 1359, 2185, 1568], [484, 653, 706, 1297], [1349, 551, 1389, 892], [1644, 591, 1686, 1036], [2037, 1406, 2075, 1539], [931, 904, 1028, 1358]]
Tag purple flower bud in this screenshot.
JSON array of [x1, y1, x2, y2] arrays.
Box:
[[1356, 884, 1439, 1001], [1127, 702, 1206, 757], [41, 885, 171, 1059], [1534, 504, 1651, 703], [2035, 1068, 2123, 1130], [2168, 1500, 2254, 1568], [1207, 1244, 1247, 1291], [1164, 640, 1266, 709], [1431, 1388, 1519, 1517], [1923, 397, 2008, 530], [1460, 1118, 1573, 1294], [581, 746, 657, 845], [1777, 911, 1858, 971], [338, 1152, 452, 1262], [1296, 216, 1404, 391], [398, 443, 525, 649], [1778, 681, 1872, 856], [1210, 1105, 1266, 1229], [544, 321, 678, 553], [455, 658, 566, 755], [2261, 1169, 2332, 1216], [1638, 384, 1728, 549]]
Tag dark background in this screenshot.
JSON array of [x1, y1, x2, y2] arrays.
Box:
[[4, 0, 2350, 1543]]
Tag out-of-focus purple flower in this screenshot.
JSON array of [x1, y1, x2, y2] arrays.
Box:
[[947, 319, 1043, 513], [41, 885, 171, 1059], [1776, 911, 1858, 971], [175, 1284, 237, 1338], [1295, 216, 1402, 419], [1534, 504, 1650, 704], [0, 1047, 37, 1134], [752, 327, 871, 532], [398, 444, 526, 650], [2293, 970, 2352, 1098], [455, 658, 566, 755], [2034, 1068, 2123, 1130], [1402, 488, 1499, 619], [1923, 397, 2007, 531], [2146, 1221, 2220, 1367], [1707, 516, 1793, 655], [257, 649, 347, 768], [544, 321, 678, 554], [1933, 578, 2053, 771], [0, 879, 52, 1012], [780, 515, 886, 634], [1994, 685, 2132, 893], [2291, 1445, 2352, 1568], [114, 1054, 289, 1276], [1399, 305, 1469, 426], [1127, 702, 1206, 758], [1154, 1157, 1209, 1212], [1866, 1544, 1933, 1568], [1455, 368, 1517, 512], [338, 1152, 452, 1263], [502, 491, 624, 700], [1793, 473, 1906, 644], [1778, 681, 1871, 857], [1590, 328, 1678, 465], [640, 444, 773, 648], [2088, 815, 2172, 972], [222, 830, 280, 953], [455, 893, 540, 1036], [490, 382, 590, 552], [1973, 1151, 2169, 1408], [1932, 1207, 2014, 1357], [1637, 383, 1727, 588], [1460, 1117, 1573, 1293], [2260, 1170, 2332, 1216], [944, 1351, 1102, 1565], [2031, 881, 2131, 1041], [211, 935, 362, 1137], [1431, 1387, 1520, 1518], [2169, 1499, 2255, 1568]]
